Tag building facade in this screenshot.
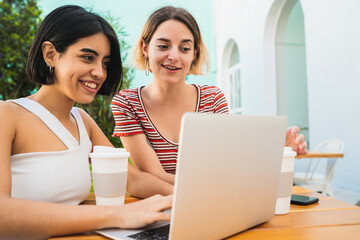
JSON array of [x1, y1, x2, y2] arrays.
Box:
[[215, 0, 360, 194]]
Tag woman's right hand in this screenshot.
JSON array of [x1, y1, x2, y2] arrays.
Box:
[[112, 194, 172, 229]]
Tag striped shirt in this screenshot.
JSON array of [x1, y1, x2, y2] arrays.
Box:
[[111, 85, 229, 174]]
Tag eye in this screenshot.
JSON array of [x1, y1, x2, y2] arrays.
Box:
[[182, 47, 191, 52], [157, 45, 168, 50], [82, 55, 94, 61], [103, 61, 110, 68]]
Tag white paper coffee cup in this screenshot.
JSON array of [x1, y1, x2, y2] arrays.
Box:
[[275, 147, 297, 215], [90, 146, 130, 206]]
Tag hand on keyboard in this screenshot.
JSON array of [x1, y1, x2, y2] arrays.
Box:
[[112, 195, 172, 229]]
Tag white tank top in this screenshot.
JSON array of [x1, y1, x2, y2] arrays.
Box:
[[9, 98, 92, 205]]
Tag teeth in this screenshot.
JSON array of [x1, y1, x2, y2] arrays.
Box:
[[165, 65, 178, 70], [82, 81, 97, 89]]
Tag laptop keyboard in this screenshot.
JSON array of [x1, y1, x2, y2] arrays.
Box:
[[127, 224, 170, 240]]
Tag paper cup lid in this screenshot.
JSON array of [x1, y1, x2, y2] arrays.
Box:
[[93, 146, 127, 152], [90, 146, 130, 158], [283, 147, 297, 157]]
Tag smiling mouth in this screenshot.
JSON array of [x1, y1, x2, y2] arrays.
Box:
[[162, 65, 181, 70], [80, 81, 98, 90]]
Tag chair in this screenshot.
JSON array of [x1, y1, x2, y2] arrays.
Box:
[[293, 139, 344, 197]]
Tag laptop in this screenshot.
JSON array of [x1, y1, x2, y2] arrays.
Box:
[[97, 113, 287, 240]]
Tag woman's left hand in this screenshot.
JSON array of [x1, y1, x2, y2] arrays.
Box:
[[285, 126, 307, 155]]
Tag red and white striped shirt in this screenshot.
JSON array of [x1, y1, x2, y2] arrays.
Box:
[[111, 85, 229, 174]]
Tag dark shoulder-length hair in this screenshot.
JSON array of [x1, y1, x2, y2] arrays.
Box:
[[27, 5, 122, 96]]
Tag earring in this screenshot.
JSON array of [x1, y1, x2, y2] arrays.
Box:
[[48, 65, 54, 74], [144, 58, 150, 76]]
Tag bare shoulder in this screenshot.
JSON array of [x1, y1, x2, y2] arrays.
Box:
[[74, 107, 98, 134], [0, 100, 13, 109], [74, 107, 111, 146], [75, 107, 91, 120], [75, 107, 97, 125], [0, 100, 20, 121], [0, 100, 19, 139]]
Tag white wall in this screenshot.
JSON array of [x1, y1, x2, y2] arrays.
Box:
[[215, 0, 275, 115], [215, 0, 360, 193], [300, 0, 360, 192]]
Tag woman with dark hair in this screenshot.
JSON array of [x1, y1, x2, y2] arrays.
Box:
[[112, 6, 307, 185], [0, 5, 172, 238]]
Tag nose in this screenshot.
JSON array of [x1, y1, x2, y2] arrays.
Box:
[[91, 62, 106, 80], [168, 47, 180, 62]]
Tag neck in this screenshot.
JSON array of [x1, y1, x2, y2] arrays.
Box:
[[28, 86, 75, 120], [145, 80, 190, 104]]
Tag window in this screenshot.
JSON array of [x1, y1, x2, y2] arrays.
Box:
[[227, 43, 241, 114]]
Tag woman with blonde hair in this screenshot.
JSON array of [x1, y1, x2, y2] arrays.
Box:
[[112, 6, 307, 185]]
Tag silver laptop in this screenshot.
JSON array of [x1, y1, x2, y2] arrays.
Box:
[[97, 113, 287, 240]]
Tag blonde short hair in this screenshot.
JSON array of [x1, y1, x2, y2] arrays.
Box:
[[133, 6, 209, 75]]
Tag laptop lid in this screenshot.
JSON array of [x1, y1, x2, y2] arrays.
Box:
[[97, 113, 287, 240], [170, 113, 287, 239]]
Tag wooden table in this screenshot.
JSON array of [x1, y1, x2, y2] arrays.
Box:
[[296, 151, 344, 159], [50, 186, 360, 240]]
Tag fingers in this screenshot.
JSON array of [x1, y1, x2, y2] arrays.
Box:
[[294, 140, 307, 155], [285, 128, 294, 146], [286, 127, 292, 135], [143, 194, 173, 212], [285, 126, 307, 155], [116, 195, 172, 229], [291, 126, 300, 134], [145, 195, 172, 225], [157, 195, 173, 212], [295, 134, 305, 144], [298, 141, 308, 155], [152, 196, 172, 222], [154, 211, 171, 222]]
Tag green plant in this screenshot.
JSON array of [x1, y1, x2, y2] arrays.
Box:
[[0, 0, 42, 100]]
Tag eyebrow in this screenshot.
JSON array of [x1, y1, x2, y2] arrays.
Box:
[[80, 48, 110, 58], [156, 38, 193, 44]]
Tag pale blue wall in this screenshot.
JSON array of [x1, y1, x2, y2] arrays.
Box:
[[38, 0, 217, 88], [276, 1, 309, 140]]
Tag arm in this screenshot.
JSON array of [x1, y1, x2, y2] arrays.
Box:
[[1, 192, 172, 238], [213, 87, 230, 114], [0, 103, 171, 238], [127, 164, 173, 198], [120, 134, 176, 185], [111, 93, 175, 185], [78, 109, 174, 196]]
